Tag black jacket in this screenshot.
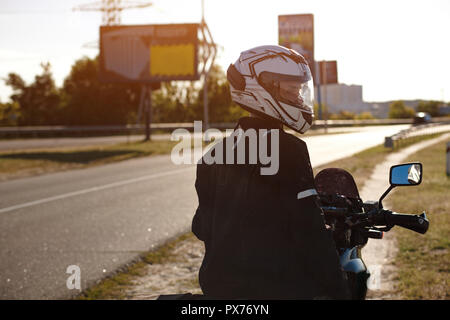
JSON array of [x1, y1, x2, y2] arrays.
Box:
[[192, 117, 350, 299]]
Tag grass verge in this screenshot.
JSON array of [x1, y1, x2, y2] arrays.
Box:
[[387, 139, 449, 299], [313, 132, 447, 188], [0, 139, 178, 181]]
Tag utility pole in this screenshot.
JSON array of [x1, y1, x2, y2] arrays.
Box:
[[202, 0, 209, 130], [200, 0, 216, 131]]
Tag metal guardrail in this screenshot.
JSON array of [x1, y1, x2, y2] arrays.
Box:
[[0, 123, 227, 138], [1, 118, 450, 139], [384, 121, 450, 148], [0, 124, 184, 139]]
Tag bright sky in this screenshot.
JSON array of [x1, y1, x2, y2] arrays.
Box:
[[1, 0, 449, 103]]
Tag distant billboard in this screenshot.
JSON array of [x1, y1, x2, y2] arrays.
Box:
[[319, 60, 338, 85], [99, 24, 199, 83], [278, 14, 315, 80]]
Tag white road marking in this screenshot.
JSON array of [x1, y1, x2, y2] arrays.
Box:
[[0, 167, 194, 214]]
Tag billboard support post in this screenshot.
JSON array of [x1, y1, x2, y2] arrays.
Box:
[[138, 83, 159, 141], [136, 87, 146, 127], [138, 85, 152, 142], [144, 85, 152, 141]]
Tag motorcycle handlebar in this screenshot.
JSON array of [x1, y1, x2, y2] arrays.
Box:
[[322, 207, 429, 234], [383, 211, 429, 234], [320, 205, 429, 234]]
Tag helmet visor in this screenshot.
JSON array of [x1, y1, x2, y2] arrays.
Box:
[[258, 71, 314, 113]]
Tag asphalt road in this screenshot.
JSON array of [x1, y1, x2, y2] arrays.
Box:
[[0, 125, 397, 151], [0, 125, 409, 299]]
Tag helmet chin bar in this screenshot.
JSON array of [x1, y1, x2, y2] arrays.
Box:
[[298, 120, 311, 134], [302, 111, 313, 126]]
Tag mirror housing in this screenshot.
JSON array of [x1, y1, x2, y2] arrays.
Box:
[[390, 163, 423, 186], [379, 162, 423, 209]]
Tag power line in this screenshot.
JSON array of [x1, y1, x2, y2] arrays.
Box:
[[73, 0, 153, 26], [0, 10, 69, 15], [73, 0, 153, 49]]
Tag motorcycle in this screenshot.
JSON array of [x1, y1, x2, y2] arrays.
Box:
[[158, 162, 429, 300], [314, 162, 428, 300]]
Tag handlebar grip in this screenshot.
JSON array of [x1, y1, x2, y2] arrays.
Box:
[[320, 206, 348, 217], [386, 211, 429, 234]]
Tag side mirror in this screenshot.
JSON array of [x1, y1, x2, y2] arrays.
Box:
[[390, 163, 422, 186], [379, 162, 423, 209]]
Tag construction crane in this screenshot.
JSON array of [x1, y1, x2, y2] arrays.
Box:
[[73, 0, 153, 26]]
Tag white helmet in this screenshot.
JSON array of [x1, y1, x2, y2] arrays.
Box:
[[227, 45, 314, 133]]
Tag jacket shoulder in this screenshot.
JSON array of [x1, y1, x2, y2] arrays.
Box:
[[280, 131, 309, 154], [277, 131, 314, 185]]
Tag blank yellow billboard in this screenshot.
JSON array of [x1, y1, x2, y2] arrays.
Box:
[[100, 24, 199, 82], [150, 44, 195, 76]]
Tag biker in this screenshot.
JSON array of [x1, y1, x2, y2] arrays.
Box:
[[192, 45, 350, 299]]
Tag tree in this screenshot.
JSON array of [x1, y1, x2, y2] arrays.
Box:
[[5, 63, 61, 125], [388, 101, 415, 118], [62, 58, 244, 125], [356, 111, 375, 120], [417, 100, 440, 117], [61, 56, 140, 125], [195, 64, 247, 123], [152, 81, 197, 123], [313, 103, 330, 120], [0, 101, 21, 126], [2, 57, 248, 126], [330, 110, 356, 120], [152, 63, 247, 123]]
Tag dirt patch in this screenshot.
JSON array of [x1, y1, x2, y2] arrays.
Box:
[[124, 234, 204, 299], [363, 229, 401, 299]]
